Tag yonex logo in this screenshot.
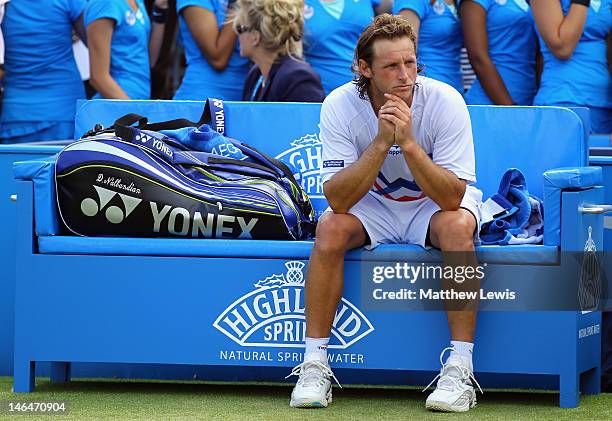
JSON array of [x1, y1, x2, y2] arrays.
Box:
[[80, 185, 142, 224], [135, 133, 153, 143], [135, 132, 173, 158]]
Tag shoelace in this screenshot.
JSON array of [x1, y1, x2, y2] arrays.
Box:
[[285, 360, 342, 388], [422, 346, 483, 394]]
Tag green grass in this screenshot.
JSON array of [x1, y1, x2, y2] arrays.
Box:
[[1, 376, 611, 420]]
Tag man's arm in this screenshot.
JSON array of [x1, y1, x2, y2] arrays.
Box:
[[401, 144, 467, 211], [380, 93, 467, 211], [321, 99, 396, 214], [324, 136, 394, 214]]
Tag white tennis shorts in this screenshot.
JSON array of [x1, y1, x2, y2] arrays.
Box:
[[327, 185, 483, 249]]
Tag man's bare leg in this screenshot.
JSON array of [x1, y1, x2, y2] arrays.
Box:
[[429, 209, 479, 342], [305, 212, 367, 338], [425, 209, 481, 412], [289, 212, 367, 408]]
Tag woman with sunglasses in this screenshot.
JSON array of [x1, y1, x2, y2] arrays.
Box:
[[235, 0, 324, 102], [173, 0, 249, 100], [394, 0, 463, 93]]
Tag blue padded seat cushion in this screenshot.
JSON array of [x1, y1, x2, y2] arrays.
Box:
[[37, 236, 559, 265]]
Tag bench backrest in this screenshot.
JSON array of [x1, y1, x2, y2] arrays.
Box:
[[75, 100, 587, 216]]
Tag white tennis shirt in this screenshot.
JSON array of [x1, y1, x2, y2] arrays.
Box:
[[320, 76, 476, 204]]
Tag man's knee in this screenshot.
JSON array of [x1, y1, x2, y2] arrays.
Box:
[[431, 210, 476, 251], [314, 213, 364, 255]]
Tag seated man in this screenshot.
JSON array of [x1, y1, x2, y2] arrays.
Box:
[[287, 14, 483, 412]]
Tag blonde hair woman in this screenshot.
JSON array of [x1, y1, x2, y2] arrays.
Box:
[[234, 0, 325, 102]]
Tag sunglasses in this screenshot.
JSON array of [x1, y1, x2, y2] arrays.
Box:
[[236, 24, 251, 35]]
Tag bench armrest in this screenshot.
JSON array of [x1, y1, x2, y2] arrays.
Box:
[[543, 167, 602, 246], [13, 156, 60, 236]]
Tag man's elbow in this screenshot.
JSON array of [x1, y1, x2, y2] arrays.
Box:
[[328, 202, 350, 214], [323, 183, 350, 214], [325, 195, 350, 214], [439, 198, 462, 212], [439, 186, 466, 212]]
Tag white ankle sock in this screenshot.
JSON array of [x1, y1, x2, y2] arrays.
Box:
[[305, 337, 329, 361], [450, 340, 474, 369]]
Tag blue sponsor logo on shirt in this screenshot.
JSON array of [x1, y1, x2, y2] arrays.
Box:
[[323, 160, 344, 168]]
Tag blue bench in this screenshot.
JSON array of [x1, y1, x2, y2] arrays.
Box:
[[11, 101, 606, 408]]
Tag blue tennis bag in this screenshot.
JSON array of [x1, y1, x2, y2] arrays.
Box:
[[55, 104, 316, 240]]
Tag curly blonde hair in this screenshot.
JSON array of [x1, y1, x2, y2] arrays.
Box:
[[233, 0, 304, 59]]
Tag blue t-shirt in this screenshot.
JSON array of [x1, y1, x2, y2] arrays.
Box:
[[464, 0, 537, 105], [393, 0, 463, 93], [534, 0, 612, 109], [304, 0, 380, 95], [173, 0, 249, 100], [85, 0, 151, 99], [1, 0, 86, 124]]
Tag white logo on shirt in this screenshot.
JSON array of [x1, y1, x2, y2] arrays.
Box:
[[135, 9, 145, 25], [304, 5, 314, 20], [125, 9, 145, 26], [495, 0, 508, 5], [591, 0, 601, 12], [433, 0, 445, 15], [125, 11, 136, 26]]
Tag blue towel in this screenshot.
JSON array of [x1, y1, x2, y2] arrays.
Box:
[[161, 125, 247, 160], [480, 168, 544, 245]]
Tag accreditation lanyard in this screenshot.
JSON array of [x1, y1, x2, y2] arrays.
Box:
[[250, 75, 264, 101]]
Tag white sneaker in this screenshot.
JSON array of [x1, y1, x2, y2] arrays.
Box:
[[287, 354, 341, 408], [423, 347, 483, 412]]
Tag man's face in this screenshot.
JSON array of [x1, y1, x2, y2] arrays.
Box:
[[359, 36, 417, 104]]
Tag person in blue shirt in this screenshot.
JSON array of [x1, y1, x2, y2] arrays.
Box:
[[394, 0, 463, 93], [0, 0, 87, 142], [532, 0, 612, 134], [303, 0, 388, 95], [237, 0, 325, 102], [173, 0, 249, 100], [461, 0, 538, 105], [86, 0, 168, 99]]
